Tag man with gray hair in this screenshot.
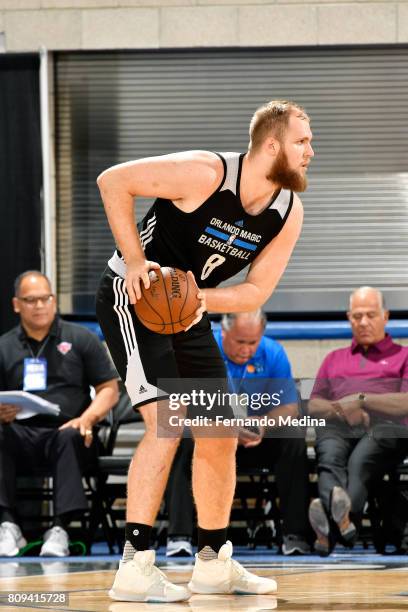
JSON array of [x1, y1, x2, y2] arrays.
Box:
[[308, 286, 408, 555]]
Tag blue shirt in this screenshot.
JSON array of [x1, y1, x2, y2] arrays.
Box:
[[213, 330, 298, 416]]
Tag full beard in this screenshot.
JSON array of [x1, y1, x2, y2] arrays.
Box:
[[267, 149, 308, 192]]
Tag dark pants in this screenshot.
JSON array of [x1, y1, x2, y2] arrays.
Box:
[[236, 433, 311, 538], [0, 423, 98, 519], [166, 432, 311, 539], [316, 422, 408, 525]]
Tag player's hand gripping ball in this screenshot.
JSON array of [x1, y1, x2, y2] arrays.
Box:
[[134, 267, 201, 334]]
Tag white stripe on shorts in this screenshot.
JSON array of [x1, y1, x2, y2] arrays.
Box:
[[112, 276, 159, 406], [112, 276, 137, 358]]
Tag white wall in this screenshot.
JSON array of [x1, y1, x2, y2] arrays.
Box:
[[0, 0, 407, 51]]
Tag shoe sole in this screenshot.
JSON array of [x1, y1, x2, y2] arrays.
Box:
[[282, 547, 310, 555], [188, 581, 277, 595], [331, 487, 351, 523], [331, 487, 356, 541], [109, 588, 190, 603], [166, 549, 193, 557], [309, 500, 329, 537], [2, 547, 18, 557], [39, 545, 69, 557], [309, 500, 330, 555]]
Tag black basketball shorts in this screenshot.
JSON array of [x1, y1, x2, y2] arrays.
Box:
[[96, 266, 229, 412]]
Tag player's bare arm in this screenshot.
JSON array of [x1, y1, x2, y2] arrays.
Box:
[[203, 194, 303, 313], [97, 150, 223, 303]]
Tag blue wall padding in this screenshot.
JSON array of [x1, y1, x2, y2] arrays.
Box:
[[79, 319, 408, 341]]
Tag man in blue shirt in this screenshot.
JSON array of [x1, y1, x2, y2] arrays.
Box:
[[166, 310, 311, 556]]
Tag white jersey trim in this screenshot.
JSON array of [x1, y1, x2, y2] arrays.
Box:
[[269, 188, 291, 219], [219, 152, 240, 196]]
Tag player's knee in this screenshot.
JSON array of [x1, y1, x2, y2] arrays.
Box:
[[142, 430, 181, 455], [194, 436, 237, 458]]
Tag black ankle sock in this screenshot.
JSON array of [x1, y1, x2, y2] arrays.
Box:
[[125, 522, 152, 551], [54, 516, 65, 528], [197, 527, 227, 554], [0, 507, 17, 524], [54, 511, 78, 530]]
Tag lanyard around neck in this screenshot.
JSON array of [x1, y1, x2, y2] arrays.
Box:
[[26, 335, 50, 360], [227, 362, 249, 395]]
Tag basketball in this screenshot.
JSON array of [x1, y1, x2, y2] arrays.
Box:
[[134, 267, 201, 334]]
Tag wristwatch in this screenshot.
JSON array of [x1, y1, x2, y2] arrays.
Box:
[[358, 392, 366, 407]]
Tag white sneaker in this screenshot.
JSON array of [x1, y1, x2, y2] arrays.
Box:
[[0, 522, 27, 557], [188, 541, 277, 595], [166, 538, 193, 557], [109, 549, 191, 603], [40, 526, 69, 557], [282, 534, 311, 555]]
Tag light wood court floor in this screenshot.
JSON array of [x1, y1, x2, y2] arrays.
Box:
[[0, 559, 407, 611]]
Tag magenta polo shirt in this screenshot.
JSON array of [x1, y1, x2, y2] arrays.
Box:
[[311, 334, 408, 425]]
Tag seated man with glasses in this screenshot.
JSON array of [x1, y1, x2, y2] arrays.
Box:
[[0, 270, 119, 557], [308, 286, 408, 555]]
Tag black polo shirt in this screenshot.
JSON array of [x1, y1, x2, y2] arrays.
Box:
[[0, 316, 117, 427]]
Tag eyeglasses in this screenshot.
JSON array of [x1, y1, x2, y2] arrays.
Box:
[[17, 294, 54, 306]]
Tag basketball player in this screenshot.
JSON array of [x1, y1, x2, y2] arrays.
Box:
[[96, 100, 314, 602]]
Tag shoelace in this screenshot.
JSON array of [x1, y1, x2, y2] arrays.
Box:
[[135, 561, 169, 585], [156, 567, 172, 585], [134, 560, 153, 577], [229, 557, 246, 579]]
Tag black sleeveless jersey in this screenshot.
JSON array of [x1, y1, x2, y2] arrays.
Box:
[[109, 152, 293, 288]]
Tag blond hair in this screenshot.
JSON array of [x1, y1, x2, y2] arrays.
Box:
[[249, 100, 309, 151]]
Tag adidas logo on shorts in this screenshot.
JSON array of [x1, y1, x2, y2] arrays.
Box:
[[139, 385, 147, 393]]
